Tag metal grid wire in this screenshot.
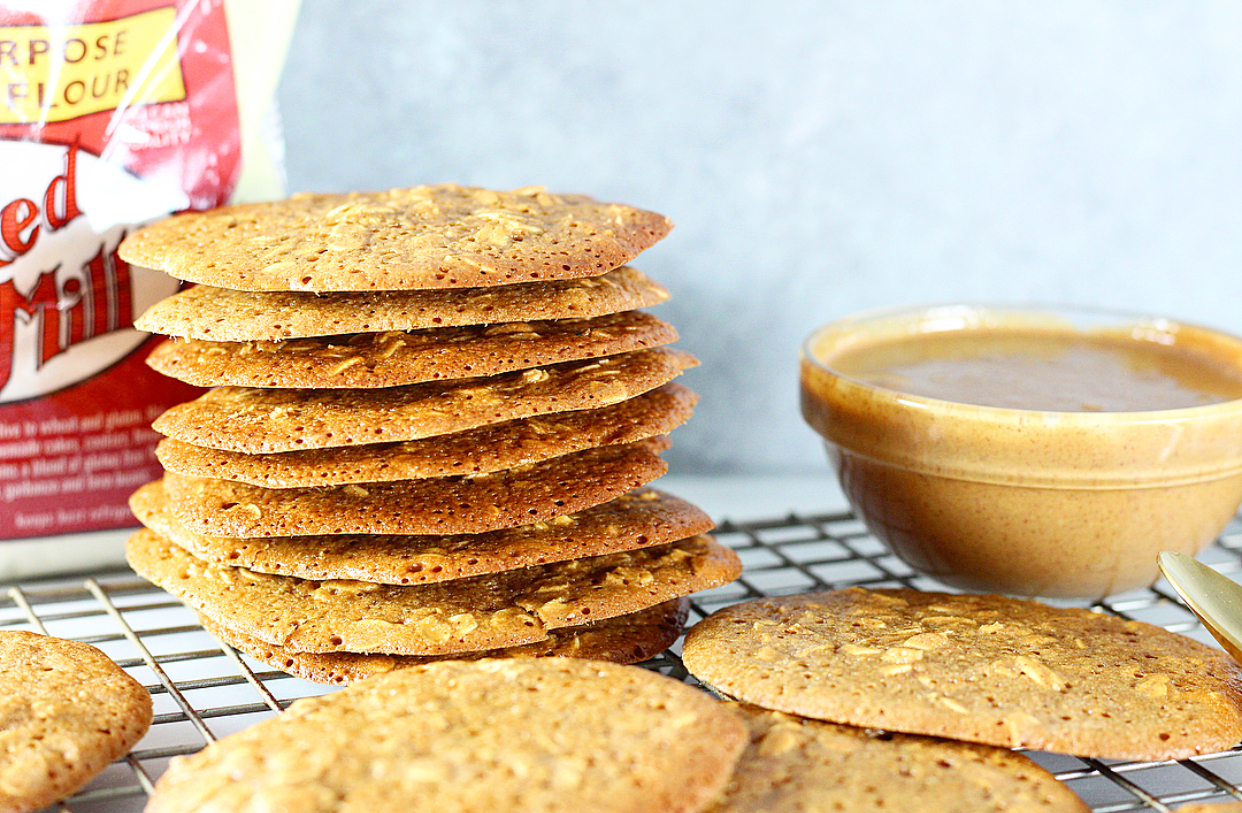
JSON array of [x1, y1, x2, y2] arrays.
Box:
[[7, 509, 1242, 812]]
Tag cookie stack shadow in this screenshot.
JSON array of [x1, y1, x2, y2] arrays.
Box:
[[119, 184, 741, 684]]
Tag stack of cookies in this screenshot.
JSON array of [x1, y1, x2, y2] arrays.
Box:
[[119, 184, 740, 684]]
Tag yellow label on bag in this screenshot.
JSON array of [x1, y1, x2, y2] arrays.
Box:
[[0, 6, 186, 124]]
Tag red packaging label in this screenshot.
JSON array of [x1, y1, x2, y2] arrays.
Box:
[[0, 0, 239, 539]]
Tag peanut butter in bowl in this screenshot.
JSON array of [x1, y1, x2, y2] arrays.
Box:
[[800, 304, 1242, 599]]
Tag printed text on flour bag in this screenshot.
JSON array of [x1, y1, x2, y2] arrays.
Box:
[[0, 0, 242, 539]]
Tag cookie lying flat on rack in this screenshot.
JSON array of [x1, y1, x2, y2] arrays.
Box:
[[119, 184, 674, 292], [0, 631, 152, 813], [681, 587, 1242, 761], [151, 347, 696, 454], [131, 482, 714, 584], [128, 529, 741, 657], [704, 703, 1087, 813], [143, 659, 745, 813], [200, 600, 689, 684], [134, 265, 669, 340], [145, 311, 678, 389], [153, 384, 695, 487], [159, 439, 668, 537]]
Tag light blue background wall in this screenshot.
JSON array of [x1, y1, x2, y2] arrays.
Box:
[[276, 1, 1242, 474]]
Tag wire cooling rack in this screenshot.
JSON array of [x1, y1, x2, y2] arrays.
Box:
[[8, 509, 1242, 812]]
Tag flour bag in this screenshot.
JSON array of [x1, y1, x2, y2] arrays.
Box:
[[0, 0, 298, 577]]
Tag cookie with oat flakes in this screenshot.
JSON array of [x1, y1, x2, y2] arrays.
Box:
[[134, 266, 670, 341], [0, 631, 152, 813], [681, 587, 1242, 761], [151, 384, 694, 487], [198, 599, 689, 684], [119, 184, 673, 292], [131, 481, 712, 585], [159, 438, 668, 538], [151, 347, 695, 454], [143, 659, 743, 813], [145, 311, 677, 389], [704, 702, 1088, 813], [127, 529, 740, 657]]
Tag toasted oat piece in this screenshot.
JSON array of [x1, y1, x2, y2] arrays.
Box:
[[118, 185, 673, 292], [135, 266, 669, 340], [0, 631, 153, 813], [161, 439, 668, 538], [704, 703, 1088, 813], [199, 599, 689, 685], [132, 481, 713, 584], [681, 587, 1242, 761], [145, 311, 677, 389], [142, 659, 745, 813], [152, 347, 696, 453], [127, 529, 741, 656], [154, 384, 695, 487]]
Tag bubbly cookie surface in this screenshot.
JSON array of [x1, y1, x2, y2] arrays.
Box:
[[704, 703, 1088, 813], [145, 311, 677, 389], [143, 658, 744, 813], [682, 587, 1242, 760], [199, 599, 689, 684], [153, 384, 695, 487], [134, 266, 669, 340], [128, 529, 741, 657], [160, 439, 669, 537], [152, 348, 696, 454], [0, 631, 152, 813], [119, 185, 673, 292], [132, 481, 712, 584]]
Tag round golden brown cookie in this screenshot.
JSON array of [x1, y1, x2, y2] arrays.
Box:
[[127, 529, 741, 657], [143, 658, 744, 813], [199, 599, 689, 684], [0, 631, 152, 813], [133, 266, 670, 340], [152, 384, 695, 487], [160, 439, 668, 538], [152, 347, 696, 454], [131, 482, 714, 585], [118, 185, 673, 292], [681, 587, 1242, 761], [704, 703, 1088, 813], [144, 311, 678, 389]]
